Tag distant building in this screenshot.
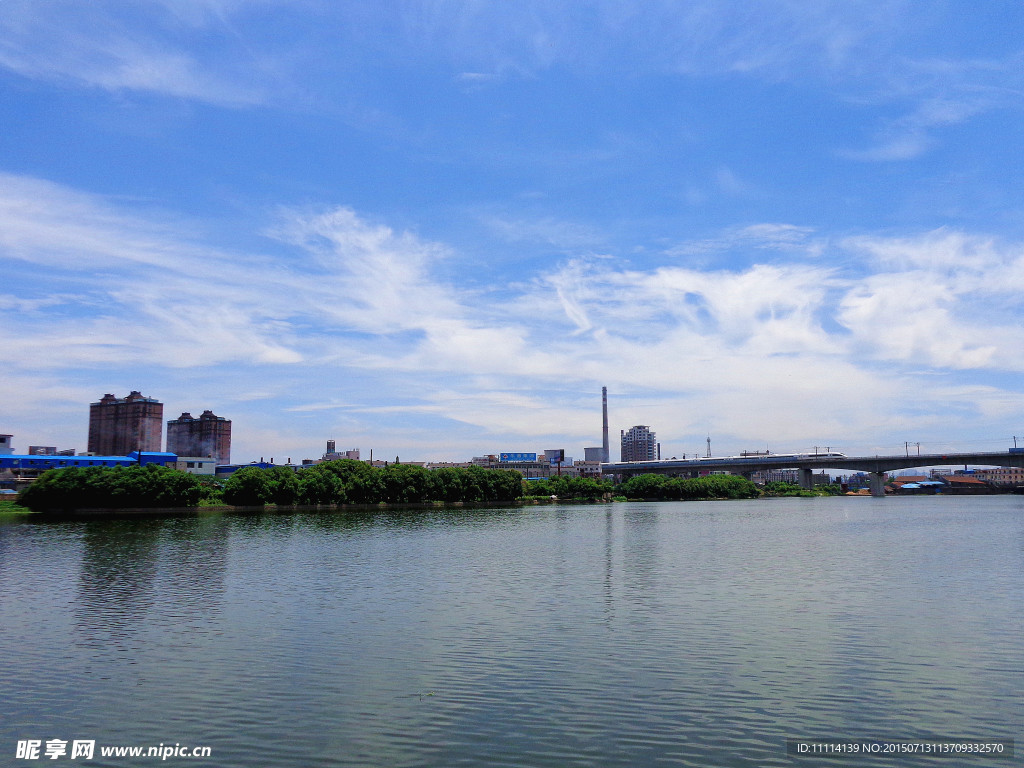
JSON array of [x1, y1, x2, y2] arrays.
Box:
[[973, 466, 1024, 487], [424, 461, 475, 470], [88, 392, 163, 456], [584, 447, 604, 462], [574, 460, 603, 478], [0, 435, 12, 455], [936, 475, 992, 495], [173, 457, 218, 476], [27, 446, 57, 455], [1, 451, 177, 480], [166, 410, 231, 465], [620, 425, 658, 462], [323, 441, 360, 462], [496, 460, 570, 479], [750, 469, 800, 484]]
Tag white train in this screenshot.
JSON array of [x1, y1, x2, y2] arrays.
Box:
[[698, 451, 847, 461]]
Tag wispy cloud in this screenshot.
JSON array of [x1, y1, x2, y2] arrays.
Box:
[[0, 1, 268, 105], [4, 173, 1024, 457], [481, 214, 606, 250], [841, 52, 1024, 161], [667, 223, 823, 260]]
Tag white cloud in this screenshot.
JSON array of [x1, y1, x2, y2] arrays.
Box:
[[4, 174, 1024, 458]]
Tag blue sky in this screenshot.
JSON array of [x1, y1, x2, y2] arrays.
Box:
[[4, 1, 1024, 463]]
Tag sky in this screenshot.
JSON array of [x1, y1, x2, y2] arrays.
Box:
[[3, 1, 1024, 464]]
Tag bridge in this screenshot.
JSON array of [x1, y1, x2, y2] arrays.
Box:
[[601, 450, 1024, 497]]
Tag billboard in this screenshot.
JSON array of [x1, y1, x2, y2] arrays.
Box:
[[499, 452, 537, 462]]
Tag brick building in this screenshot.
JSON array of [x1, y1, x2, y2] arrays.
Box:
[[166, 410, 232, 465], [87, 392, 163, 456]]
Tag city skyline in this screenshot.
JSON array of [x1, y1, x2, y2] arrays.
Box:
[[3, 3, 1024, 463]]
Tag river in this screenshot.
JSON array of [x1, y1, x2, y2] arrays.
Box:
[[1, 496, 1021, 766]]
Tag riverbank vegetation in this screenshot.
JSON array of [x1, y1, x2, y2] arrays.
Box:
[[520, 476, 614, 500], [219, 460, 524, 506], [18, 464, 205, 511], [16, 460, 524, 511], [0, 499, 31, 515], [14, 460, 842, 513], [617, 473, 760, 500], [761, 481, 844, 497]]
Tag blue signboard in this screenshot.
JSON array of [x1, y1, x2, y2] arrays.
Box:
[[499, 452, 537, 462]]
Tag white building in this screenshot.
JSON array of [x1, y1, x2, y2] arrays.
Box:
[[173, 457, 218, 476], [621, 425, 658, 462]]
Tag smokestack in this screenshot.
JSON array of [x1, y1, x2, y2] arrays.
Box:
[[602, 386, 609, 463]]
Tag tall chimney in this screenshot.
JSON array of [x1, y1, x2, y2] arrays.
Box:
[[602, 386, 609, 463]]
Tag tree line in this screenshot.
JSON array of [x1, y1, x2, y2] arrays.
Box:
[[220, 460, 524, 506], [19, 461, 788, 512], [19, 464, 204, 511], [18, 460, 525, 510], [617, 473, 761, 500]]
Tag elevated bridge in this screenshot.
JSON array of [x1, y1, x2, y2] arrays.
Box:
[[601, 450, 1024, 497]]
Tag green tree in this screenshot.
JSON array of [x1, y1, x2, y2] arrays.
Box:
[[222, 466, 272, 506], [298, 465, 345, 505], [381, 464, 429, 503], [619, 473, 669, 498], [424, 467, 465, 502], [265, 466, 301, 505]]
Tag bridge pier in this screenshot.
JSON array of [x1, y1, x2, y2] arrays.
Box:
[[797, 468, 813, 491], [869, 471, 887, 497]]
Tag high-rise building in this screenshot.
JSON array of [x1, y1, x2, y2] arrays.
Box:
[[88, 392, 163, 456], [621, 425, 658, 462], [166, 410, 232, 465], [0, 434, 12, 454]]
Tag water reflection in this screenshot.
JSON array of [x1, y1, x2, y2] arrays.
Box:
[[157, 517, 229, 621], [604, 507, 615, 623], [74, 520, 162, 649], [74, 517, 229, 650], [621, 503, 661, 602]]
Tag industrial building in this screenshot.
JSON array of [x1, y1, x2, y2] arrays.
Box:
[[88, 391, 164, 456], [166, 410, 232, 465], [0, 451, 179, 480]]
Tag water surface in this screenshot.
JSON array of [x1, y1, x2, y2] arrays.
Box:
[[2, 497, 1021, 766]]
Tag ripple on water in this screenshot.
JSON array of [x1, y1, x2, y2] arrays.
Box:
[[1, 498, 1022, 767]]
